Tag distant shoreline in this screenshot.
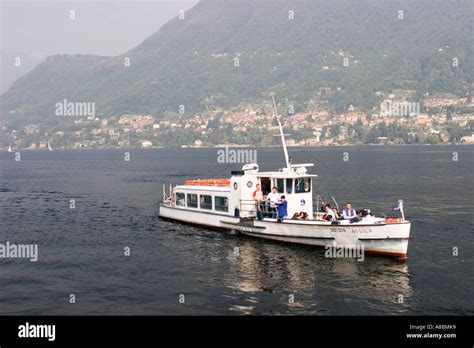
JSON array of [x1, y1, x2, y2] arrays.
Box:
[[3, 143, 473, 152]]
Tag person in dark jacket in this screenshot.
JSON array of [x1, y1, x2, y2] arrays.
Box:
[[276, 195, 288, 222]]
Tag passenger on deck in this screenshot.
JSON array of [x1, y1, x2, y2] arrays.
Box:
[[291, 212, 301, 220], [252, 184, 263, 202], [267, 187, 280, 218], [276, 195, 288, 222], [342, 202, 357, 220], [322, 203, 335, 221], [252, 184, 264, 220], [333, 208, 341, 220], [301, 212, 309, 220]]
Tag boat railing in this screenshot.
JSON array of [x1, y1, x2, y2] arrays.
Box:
[[163, 184, 175, 206], [239, 199, 278, 219], [239, 199, 257, 218]]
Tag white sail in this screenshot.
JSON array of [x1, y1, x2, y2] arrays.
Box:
[[47, 141, 53, 151]]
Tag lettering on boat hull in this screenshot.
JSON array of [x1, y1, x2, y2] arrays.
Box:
[[330, 227, 374, 234]]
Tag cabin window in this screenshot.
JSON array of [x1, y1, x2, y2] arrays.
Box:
[[176, 192, 185, 206], [295, 178, 311, 193], [276, 179, 284, 194], [187, 193, 198, 208], [286, 179, 293, 194], [215, 196, 229, 212], [200, 195, 212, 210]]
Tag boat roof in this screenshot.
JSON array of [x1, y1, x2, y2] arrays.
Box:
[[247, 171, 318, 178]]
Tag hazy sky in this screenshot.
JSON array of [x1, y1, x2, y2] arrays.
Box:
[[0, 0, 198, 92]]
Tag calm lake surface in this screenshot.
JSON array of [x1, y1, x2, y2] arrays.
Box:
[[0, 145, 473, 315]]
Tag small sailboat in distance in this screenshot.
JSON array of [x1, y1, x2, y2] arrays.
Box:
[[8, 143, 13, 152], [47, 141, 53, 152]]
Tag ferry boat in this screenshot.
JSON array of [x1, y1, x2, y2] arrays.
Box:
[[159, 101, 411, 259]]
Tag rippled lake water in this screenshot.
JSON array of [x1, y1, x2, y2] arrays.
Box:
[[0, 145, 472, 315]]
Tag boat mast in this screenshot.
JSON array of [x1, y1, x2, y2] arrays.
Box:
[[272, 96, 291, 170]]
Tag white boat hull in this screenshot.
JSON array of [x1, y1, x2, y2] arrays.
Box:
[[159, 204, 240, 229], [159, 204, 411, 258]]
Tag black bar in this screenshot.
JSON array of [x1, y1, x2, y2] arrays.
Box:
[[0, 316, 472, 346]]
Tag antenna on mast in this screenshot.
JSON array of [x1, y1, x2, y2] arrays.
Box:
[[272, 96, 291, 169]]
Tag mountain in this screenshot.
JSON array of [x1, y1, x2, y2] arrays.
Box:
[[0, 50, 47, 94], [1, 0, 472, 121]]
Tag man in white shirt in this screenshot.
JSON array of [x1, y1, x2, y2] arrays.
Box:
[[266, 187, 280, 218], [324, 203, 336, 221]]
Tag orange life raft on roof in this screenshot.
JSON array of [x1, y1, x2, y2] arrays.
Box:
[[384, 217, 403, 223], [184, 178, 230, 187]]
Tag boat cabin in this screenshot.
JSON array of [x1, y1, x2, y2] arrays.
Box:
[[230, 163, 316, 219], [171, 184, 231, 215]]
